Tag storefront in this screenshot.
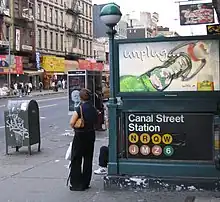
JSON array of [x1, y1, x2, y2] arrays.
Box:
[[41, 56, 65, 89], [0, 55, 23, 87]]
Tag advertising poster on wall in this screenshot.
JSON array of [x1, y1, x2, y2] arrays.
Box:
[[126, 113, 213, 160], [207, 24, 220, 35], [68, 71, 86, 113], [179, 3, 214, 25], [119, 40, 220, 92], [0, 55, 23, 74]]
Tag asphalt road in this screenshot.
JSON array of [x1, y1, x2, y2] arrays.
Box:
[[0, 94, 70, 147], [0, 94, 219, 202]]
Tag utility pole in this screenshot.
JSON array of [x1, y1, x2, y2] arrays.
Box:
[[8, 26, 11, 94]]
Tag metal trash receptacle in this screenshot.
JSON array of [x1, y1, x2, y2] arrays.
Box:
[[4, 100, 41, 155]]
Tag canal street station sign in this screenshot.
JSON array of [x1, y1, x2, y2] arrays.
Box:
[[126, 113, 213, 161]]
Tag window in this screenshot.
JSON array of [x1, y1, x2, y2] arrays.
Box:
[[82, 20, 84, 33], [89, 5, 92, 18], [90, 41, 92, 56], [86, 22, 88, 35], [44, 31, 47, 49], [78, 38, 81, 49], [86, 41, 89, 56], [78, 19, 81, 32], [50, 32, 53, 49], [89, 22, 92, 36], [86, 4, 88, 17], [93, 50, 96, 58], [61, 35, 63, 51], [56, 33, 58, 50], [60, 12, 63, 26], [5, 0, 9, 8], [37, 4, 41, 19], [38, 29, 41, 48], [82, 40, 85, 55], [44, 6, 47, 21], [55, 10, 58, 25], [5, 25, 10, 40], [49, 8, 53, 23], [82, 2, 84, 14]]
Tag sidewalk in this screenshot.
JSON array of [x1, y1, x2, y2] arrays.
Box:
[[0, 89, 67, 99], [0, 130, 220, 202]]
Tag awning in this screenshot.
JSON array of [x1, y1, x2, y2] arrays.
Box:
[[24, 70, 44, 76]]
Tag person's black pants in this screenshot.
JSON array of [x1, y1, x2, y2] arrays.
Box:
[[99, 146, 108, 168], [70, 131, 95, 189]]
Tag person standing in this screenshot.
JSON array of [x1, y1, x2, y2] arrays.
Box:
[[68, 88, 98, 191], [62, 79, 65, 89], [39, 81, 43, 92]]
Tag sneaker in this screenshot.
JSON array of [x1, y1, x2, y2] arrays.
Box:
[[94, 167, 107, 175]]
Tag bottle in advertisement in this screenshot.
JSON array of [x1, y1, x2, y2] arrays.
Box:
[[196, 74, 214, 91], [120, 54, 191, 92]]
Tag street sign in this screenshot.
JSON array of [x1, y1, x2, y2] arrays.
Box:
[[126, 113, 213, 160]]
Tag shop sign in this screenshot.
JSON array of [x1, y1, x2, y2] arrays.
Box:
[[64, 60, 79, 73], [0, 55, 23, 74], [78, 59, 104, 71], [42, 56, 65, 72], [22, 45, 33, 51], [119, 39, 220, 92], [126, 113, 213, 161]]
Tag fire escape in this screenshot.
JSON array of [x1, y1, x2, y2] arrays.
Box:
[[65, 0, 82, 58], [14, 0, 34, 54], [0, 0, 10, 54]]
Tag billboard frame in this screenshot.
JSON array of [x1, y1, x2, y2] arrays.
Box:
[[114, 35, 220, 98]]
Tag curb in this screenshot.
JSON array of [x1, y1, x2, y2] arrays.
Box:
[[0, 91, 67, 100]]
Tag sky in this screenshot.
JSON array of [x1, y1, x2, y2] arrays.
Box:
[[92, 0, 217, 36]]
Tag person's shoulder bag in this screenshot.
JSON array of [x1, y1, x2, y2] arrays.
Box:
[[74, 105, 84, 128]]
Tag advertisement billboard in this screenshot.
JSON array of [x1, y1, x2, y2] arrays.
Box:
[[179, 3, 214, 25], [119, 39, 220, 92], [207, 24, 220, 35], [0, 55, 23, 74], [126, 113, 213, 161], [68, 71, 86, 113]]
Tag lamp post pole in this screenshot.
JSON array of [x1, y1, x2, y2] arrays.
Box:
[[100, 3, 122, 174], [107, 27, 117, 103]]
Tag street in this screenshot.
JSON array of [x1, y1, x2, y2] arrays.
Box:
[[0, 93, 219, 202]]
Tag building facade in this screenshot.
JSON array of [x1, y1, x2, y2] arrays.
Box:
[[35, 0, 65, 57], [65, 0, 93, 59], [35, 0, 92, 59]]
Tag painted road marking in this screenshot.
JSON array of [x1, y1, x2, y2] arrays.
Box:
[[0, 126, 5, 129], [39, 104, 57, 109], [37, 96, 66, 102], [40, 117, 46, 119], [0, 105, 5, 108]]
